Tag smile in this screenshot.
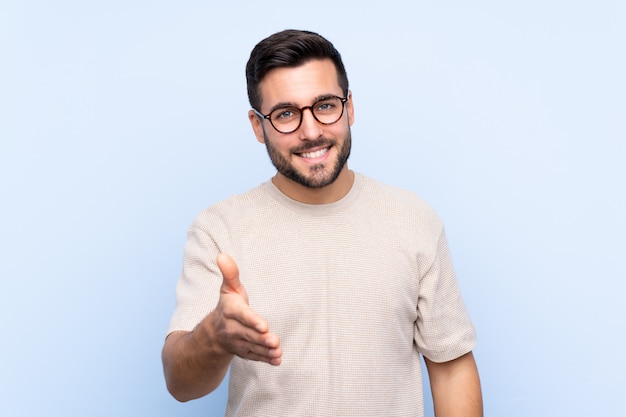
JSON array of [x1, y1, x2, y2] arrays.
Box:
[[298, 147, 330, 159]]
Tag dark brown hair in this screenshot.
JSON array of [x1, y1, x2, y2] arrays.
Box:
[[246, 29, 349, 110]]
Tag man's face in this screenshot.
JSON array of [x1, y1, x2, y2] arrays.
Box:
[[249, 59, 355, 189]]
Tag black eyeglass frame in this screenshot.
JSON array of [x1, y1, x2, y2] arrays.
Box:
[[252, 96, 348, 134]]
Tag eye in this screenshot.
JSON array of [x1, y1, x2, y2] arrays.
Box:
[[273, 108, 299, 121], [315, 100, 337, 113]]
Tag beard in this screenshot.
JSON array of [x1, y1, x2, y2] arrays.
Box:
[[263, 128, 352, 189]]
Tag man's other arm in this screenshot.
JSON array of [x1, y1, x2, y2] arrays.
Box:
[[424, 351, 483, 417]]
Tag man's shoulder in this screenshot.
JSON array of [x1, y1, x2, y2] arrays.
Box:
[[358, 173, 438, 217], [355, 174, 447, 249], [213, 182, 270, 209], [192, 181, 272, 225]]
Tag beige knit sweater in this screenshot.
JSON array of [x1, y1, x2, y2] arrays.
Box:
[[167, 173, 476, 416]]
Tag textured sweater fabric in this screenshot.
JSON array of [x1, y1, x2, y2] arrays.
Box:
[[167, 173, 476, 416]]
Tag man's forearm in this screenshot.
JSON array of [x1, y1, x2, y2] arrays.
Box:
[[161, 324, 233, 402], [425, 352, 483, 417]]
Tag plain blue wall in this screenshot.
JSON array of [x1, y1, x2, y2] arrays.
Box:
[[1, 1, 624, 416]]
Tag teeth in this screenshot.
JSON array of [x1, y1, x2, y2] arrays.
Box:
[[300, 148, 328, 159]]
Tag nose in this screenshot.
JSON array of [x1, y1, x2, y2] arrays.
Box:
[[297, 107, 323, 140]]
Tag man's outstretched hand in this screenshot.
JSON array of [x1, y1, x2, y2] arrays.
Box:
[[211, 253, 282, 365], [162, 254, 282, 401]]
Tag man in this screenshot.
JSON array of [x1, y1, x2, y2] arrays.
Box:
[[162, 29, 482, 416]]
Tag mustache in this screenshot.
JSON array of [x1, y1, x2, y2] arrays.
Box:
[[291, 139, 335, 153]]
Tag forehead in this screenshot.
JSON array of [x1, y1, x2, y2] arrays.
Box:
[[258, 59, 341, 109]]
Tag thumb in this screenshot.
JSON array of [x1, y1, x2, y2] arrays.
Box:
[[217, 253, 243, 293]]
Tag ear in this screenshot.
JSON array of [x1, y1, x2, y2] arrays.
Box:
[[248, 110, 266, 144], [346, 90, 355, 126]]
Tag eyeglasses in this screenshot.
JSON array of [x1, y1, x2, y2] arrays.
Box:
[[252, 96, 348, 134]]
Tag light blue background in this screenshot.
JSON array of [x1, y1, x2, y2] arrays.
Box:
[[1, 1, 624, 416]]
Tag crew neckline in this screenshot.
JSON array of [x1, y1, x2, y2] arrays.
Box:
[[263, 172, 363, 216]]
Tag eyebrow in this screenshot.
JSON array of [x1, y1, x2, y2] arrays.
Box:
[[268, 93, 341, 113]]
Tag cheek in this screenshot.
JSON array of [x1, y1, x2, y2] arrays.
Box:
[[265, 137, 288, 157], [329, 124, 350, 140]]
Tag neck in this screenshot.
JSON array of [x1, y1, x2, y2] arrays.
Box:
[[272, 166, 354, 204]]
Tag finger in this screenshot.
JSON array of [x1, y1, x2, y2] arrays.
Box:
[[217, 253, 242, 293], [235, 339, 281, 358], [243, 350, 282, 366], [239, 325, 280, 348], [218, 308, 277, 349], [231, 337, 282, 364]]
